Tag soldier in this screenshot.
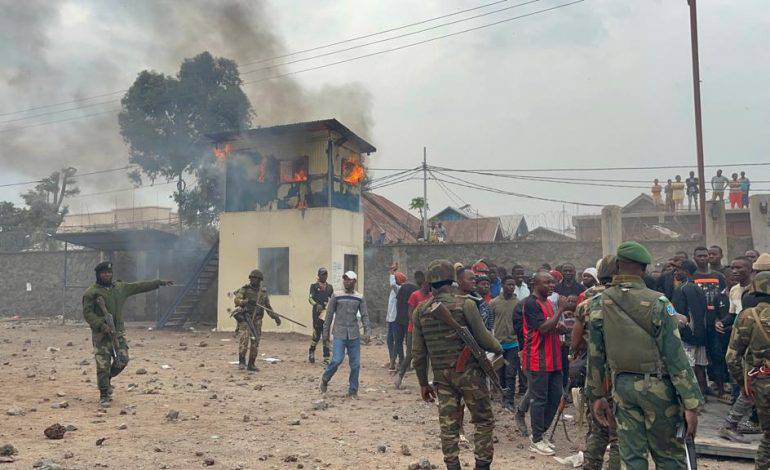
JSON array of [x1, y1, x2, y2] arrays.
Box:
[[725, 271, 770, 469], [82, 261, 173, 407], [570, 255, 620, 470], [586, 241, 703, 469], [412, 259, 503, 470], [234, 269, 281, 372], [308, 267, 333, 364]]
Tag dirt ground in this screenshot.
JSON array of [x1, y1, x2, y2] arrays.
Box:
[[0, 320, 755, 469]]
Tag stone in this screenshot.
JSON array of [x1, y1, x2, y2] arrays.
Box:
[[65, 425, 77, 431], [289, 419, 301, 426], [56, 391, 66, 397], [311, 400, 328, 411], [6, 406, 24, 416], [401, 444, 412, 456], [0, 444, 17, 456], [63, 452, 74, 459], [377, 445, 387, 453], [204, 458, 215, 466], [51, 401, 69, 409], [32, 458, 62, 470], [135, 368, 148, 375], [95, 437, 107, 446], [300, 412, 308, 419], [165, 410, 180, 422], [243, 415, 250, 423], [66, 342, 74, 347], [283, 455, 298, 463], [117, 423, 127, 430], [198, 341, 208, 347], [79, 359, 90, 366], [44, 423, 67, 440]]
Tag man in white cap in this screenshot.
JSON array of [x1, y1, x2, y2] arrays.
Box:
[[320, 271, 371, 397]]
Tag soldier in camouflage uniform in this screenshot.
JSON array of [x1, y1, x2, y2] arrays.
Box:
[[725, 271, 770, 469], [234, 269, 281, 371], [586, 241, 703, 469], [570, 255, 620, 470], [82, 261, 173, 407], [412, 259, 503, 470]]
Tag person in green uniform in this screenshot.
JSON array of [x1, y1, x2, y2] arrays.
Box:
[[586, 241, 703, 469], [82, 261, 173, 407], [233, 269, 281, 372], [308, 267, 333, 364], [725, 271, 770, 469], [412, 259, 503, 470]]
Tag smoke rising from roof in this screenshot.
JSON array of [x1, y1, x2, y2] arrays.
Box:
[[0, 0, 373, 206]]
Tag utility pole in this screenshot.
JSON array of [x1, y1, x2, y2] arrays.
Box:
[[422, 147, 428, 240], [688, 0, 707, 236]]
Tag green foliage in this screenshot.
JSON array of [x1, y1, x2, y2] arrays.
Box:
[[409, 196, 428, 219], [119, 51, 252, 227]]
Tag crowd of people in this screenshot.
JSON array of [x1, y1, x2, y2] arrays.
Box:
[[651, 169, 752, 211], [378, 244, 770, 468]]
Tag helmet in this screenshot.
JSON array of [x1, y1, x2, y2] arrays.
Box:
[[94, 261, 113, 273], [426, 259, 455, 284], [249, 269, 263, 279], [752, 271, 770, 296]]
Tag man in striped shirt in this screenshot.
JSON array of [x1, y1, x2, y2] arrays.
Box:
[[521, 271, 567, 455]]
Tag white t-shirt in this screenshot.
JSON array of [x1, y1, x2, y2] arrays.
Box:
[[729, 283, 748, 314]]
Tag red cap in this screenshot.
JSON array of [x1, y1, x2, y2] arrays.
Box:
[[395, 272, 407, 285], [549, 270, 563, 282]]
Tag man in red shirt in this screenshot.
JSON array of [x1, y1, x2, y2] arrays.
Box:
[[394, 271, 432, 389], [521, 271, 567, 455]]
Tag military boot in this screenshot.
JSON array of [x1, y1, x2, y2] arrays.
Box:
[[107, 384, 114, 398], [308, 346, 316, 364], [247, 359, 259, 372], [99, 389, 111, 408], [445, 460, 461, 470], [238, 354, 246, 370], [474, 459, 491, 470], [719, 424, 749, 443]]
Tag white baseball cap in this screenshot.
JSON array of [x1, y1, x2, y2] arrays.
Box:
[[343, 271, 358, 280]]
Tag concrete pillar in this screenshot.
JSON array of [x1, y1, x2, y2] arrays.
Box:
[[601, 205, 622, 256], [750, 194, 770, 253], [705, 200, 728, 257]]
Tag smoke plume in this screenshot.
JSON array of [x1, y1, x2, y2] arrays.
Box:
[[0, 0, 373, 208]]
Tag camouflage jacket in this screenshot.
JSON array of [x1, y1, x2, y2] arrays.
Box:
[[234, 284, 277, 322], [570, 284, 606, 356], [412, 291, 502, 387], [725, 301, 770, 389], [83, 280, 163, 334], [585, 275, 703, 410]]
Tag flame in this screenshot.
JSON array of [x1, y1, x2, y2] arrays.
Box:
[[258, 157, 267, 183], [212, 143, 232, 161], [343, 160, 366, 185], [282, 167, 308, 183]]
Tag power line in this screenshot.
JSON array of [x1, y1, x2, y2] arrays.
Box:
[[0, 0, 518, 118], [0, 0, 586, 132], [441, 161, 770, 172], [0, 165, 138, 189]]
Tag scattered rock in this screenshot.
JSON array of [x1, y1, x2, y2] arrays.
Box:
[[165, 410, 180, 422], [51, 401, 69, 409], [407, 458, 432, 470], [209, 393, 218, 400], [0, 444, 17, 456], [154, 447, 163, 453], [299, 412, 308, 419], [401, 444, 412, 456], [117, 423, 127, 430], [44, 423, 67, 440], [56, 391, 66, 397], [204, 457, 215, 466], [179, 342, 187, 347], [289, 419, 301, 426], [135, 368, 148, 375], [63, 452, 74, 459], [46, 347, 60, 352], [66, 341, 74, 347], [283, 455, 298, 463], [95, 437, 107, 446], [6, 406, 24, 416], [65, 424, 77, 432], [79, 359, 90, 366], [253, 384, 263, 391], [198, 341, 208, 347], [311, 399, 328, 411], [377, 444, 387, 453], [242, 415, 250, 423]]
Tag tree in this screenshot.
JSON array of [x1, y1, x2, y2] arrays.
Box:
[[119, 51, 252, 227], [409, 197, 428, 220]]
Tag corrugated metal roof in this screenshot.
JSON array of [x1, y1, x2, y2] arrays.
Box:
[[363, 192, 421, 244], [439, 217, 503, 243]]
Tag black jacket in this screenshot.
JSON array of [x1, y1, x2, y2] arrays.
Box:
[[672, 282, 708, 346], [395, 283, 418, 326]]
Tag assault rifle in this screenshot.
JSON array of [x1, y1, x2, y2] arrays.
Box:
[[253, 301, 307, 328], [429, 301, 506, 395], [95, 296, 120, 357], [229, 306, 261, 340]]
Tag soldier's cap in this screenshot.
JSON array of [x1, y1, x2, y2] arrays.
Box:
[[343, 271, 357, 280], [249, 269, 263, 279], [616, 241, 652, 265], [318, 267, 328, 276], [754, 253, 770, 272], [94, 261, 113, 273], [427, 259, 456, 285], [596, 255, 617, 281], [752, 271, 770, 295]]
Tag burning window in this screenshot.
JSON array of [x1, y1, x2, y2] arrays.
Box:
[[212, 143, 232, 161], [342, 158, 365, 185], [280, 157, 309, 183]]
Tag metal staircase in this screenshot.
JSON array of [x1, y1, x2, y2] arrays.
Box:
[[156, 238, 219, 329]]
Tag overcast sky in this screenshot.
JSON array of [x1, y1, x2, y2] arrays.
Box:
[[0, 0, 767, 229]]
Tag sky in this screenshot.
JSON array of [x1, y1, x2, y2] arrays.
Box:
[[0, 0, 768, 230]]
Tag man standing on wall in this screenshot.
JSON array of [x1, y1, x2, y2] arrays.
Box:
[[320, 271, 371, 397], [234, 269, 282, 372], [308, 267, 334, 365], [686, 171, 700, 212], [82, 261, 173, 407], [711, 169, 729, 202]]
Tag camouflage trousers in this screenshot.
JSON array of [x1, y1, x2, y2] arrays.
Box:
[[309, 321, 330, 356], [584, 393, 620, 470], [92, 330, 129, 392], [237, 315, 263, 362], [612, 373, 685, 470], [751, 376, 770, 470], [434, 367, 495, 467]]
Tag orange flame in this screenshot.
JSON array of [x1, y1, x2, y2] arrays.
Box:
[[343, 160, 366, 185], [258, 157, 267, 183], [282, 167, 308, 183], [212, 143, 232, 161]]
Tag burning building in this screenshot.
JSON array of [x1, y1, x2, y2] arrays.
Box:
[[210, 119, 375, 333]]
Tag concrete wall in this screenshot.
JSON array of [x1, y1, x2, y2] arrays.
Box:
[[217, 207, 364, 334]]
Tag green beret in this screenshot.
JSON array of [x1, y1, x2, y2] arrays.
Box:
[[616, 241, 652, 265]]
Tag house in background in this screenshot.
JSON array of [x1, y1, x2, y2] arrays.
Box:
[[363, 192, 420, 244]]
